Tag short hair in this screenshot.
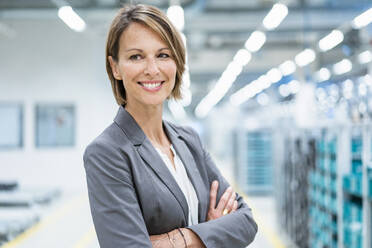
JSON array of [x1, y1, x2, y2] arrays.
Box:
[[105, 4, 186, 105]]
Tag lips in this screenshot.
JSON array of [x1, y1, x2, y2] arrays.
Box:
[[138, 80, 165, 92]]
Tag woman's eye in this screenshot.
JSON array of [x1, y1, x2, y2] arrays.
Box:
[[129, 54, 142, 60], [158, 53, 170, 58]]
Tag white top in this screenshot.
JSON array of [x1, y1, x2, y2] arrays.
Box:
[[154, 145, 199, 226]]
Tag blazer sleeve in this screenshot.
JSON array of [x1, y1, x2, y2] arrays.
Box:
[[186, 128, 258, 248], [83, 140, 152, 248]]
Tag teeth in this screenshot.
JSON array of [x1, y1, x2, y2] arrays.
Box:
[[142, 82, 161, 89]]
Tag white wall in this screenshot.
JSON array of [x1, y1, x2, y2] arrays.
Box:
[[0, 18, 118, 191]]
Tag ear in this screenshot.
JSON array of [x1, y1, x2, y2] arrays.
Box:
[[108, 56, 122, 80]]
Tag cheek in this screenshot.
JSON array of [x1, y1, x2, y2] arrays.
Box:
[[166, 62, 177, 81], [120, 63, 140, 82]]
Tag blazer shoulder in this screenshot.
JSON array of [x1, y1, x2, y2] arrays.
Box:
[[83, 122, 131, 164], [165, 121, 201, 144]]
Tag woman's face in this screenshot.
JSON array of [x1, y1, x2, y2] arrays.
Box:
[[109, 22, 177, 109]]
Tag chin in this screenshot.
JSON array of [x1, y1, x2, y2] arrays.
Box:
[[143, 99, 166, 107]]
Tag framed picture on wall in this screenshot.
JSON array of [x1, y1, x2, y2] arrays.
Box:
[[0, 103, 23, 148], [35, 104, 75, 147]]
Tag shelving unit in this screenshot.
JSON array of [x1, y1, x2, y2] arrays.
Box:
[[279, 125, 372, 248], [309, 129, 339, 248], [277, 130, 314, 248], [233, 128, 273, 194]]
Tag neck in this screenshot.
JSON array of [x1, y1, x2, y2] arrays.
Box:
[[125, 103, 168, 146]]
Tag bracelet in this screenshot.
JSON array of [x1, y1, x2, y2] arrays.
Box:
[[167, 232, 176, 248], [177, 228, 187, 248]]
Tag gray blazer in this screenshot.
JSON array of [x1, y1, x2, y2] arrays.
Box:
[[83, 106, 257, 248]]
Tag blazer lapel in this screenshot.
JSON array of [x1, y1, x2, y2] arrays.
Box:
[[163, 122, 208, 222], [114, 106, 189, 222]]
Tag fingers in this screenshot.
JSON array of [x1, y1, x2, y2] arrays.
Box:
[[216, 186, 233, 212], [231, 200, 238, 213], [209, 180, 218, 210], [225, 192, 236, 213]]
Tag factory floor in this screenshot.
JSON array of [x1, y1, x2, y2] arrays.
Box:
[[1, 193, 289, 248], [1, 160, 292, 248]]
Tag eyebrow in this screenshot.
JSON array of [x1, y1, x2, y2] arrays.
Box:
[[124, 48, 171, 52]]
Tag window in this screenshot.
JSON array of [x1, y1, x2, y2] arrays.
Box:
[[35, 104, 75, 147], [0, 103, 23, 148]]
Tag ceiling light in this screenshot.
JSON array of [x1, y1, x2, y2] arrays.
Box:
[[288, 80, 301, 94], [343, 79, 354, 99], [258, 75, 271, 89], [333, 59, 352, 75], [233, 49, 252, 67], [167, 5, 184, 31], [266, 68, 282, 83], [230, 80, 259, 106], [295, 49, 316, 67], [244, 31, 266, 52], [58, 6, 86, 32], [318, 30, 344, 52], [257, 93, 269, 106], [352, 7, 372, 29], [279, 84, 290, 97], [315, 67, 331, 82], [225, 61, 243, 78], [359, 74, 372, 86], [358, 82, 367, 96], [279, 60, 296, 76], [262, 3, 288, 30], [358, 50, 372, 64]]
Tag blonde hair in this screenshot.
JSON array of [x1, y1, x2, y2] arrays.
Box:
[[106, 4, 186, 105]]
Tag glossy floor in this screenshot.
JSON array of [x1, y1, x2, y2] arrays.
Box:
[[0, 191, 292, 248]]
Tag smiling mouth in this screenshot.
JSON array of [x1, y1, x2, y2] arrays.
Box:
[[138, 81, 165, 91]]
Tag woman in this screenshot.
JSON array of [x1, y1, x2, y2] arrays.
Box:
[[83, 4, 257, 248]]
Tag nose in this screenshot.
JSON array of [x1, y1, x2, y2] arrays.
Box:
[[144, 57, 160, 76]]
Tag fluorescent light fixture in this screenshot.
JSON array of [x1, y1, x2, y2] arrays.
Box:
[[266, 68, 282, 83], [58, 6, 86, 32], [315, 67, 331, 82], [244, 31, 266, 52], [295, 49, 316, 67], [318, 30, 344, 52], [195, 71, 237, 118], [358, 82, 367, 96], [279, 60, 296, 76], [358, 50, 372, 64], [257, 93, 269, 106], [263, 3, 288, 30], [333, 59, 352, 75], [343, 79, 354, 91], [225, 61, 243, 78], [258, 75, 271, 89], [233, 49, 252, 67], [279, 84, 290, 97], [343, 79, 354, 99], [288, 80, 300, 94], [230, 80, 259, 106], [359, 74, 372, 86], [352, 7, 372, 29], [167, 5, 184, 31]]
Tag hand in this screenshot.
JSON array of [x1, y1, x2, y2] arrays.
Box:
[[207, 181, 238, 221], [150, 228, 205, 248], [150, 233, 168, 248]]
